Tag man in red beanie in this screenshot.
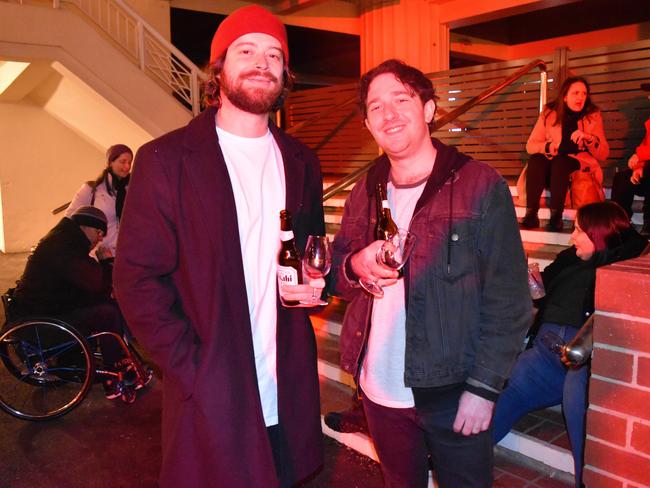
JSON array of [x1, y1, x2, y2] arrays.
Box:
[[114, 5, 325, 487]]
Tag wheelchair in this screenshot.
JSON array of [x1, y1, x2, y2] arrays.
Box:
[[0, 290, 154, 421]]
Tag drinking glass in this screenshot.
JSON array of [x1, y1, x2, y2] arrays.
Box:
[[301, 235, 331, 305], [359, 229, 416, 298], [527, 262, 545, 299]]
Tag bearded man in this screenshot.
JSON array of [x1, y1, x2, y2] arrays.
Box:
[[113, 6, 325, 487]]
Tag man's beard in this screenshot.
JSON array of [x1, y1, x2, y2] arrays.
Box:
[[220, 69, 283, 115]]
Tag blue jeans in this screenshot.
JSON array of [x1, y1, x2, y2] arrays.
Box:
[[492, 323, 589, 487]]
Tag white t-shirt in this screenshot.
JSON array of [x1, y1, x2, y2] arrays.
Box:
[[360, 178, 426, 408], [217, 126, 285, 426]]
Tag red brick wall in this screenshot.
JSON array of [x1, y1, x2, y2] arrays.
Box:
[[585, 254, 650, 487]]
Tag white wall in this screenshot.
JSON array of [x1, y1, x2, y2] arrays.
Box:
[[0, 102, 106, 252]]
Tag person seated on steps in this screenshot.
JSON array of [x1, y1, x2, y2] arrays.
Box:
[[8, 206, 136, 401], [493, 201, 648, 488], [611, 83, 650, 237], [521, 76, 609, 231]]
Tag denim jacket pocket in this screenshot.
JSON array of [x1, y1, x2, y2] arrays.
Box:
[[423, 217, 480, 283]]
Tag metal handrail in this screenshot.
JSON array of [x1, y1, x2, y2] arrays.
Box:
[[322, 59, 548, 202], [286, 96, 357, 136], [56, 0, 206, 115]]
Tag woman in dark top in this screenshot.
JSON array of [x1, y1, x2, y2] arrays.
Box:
[[493, 201, 647, 487]]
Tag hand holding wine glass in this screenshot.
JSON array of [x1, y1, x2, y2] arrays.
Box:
[[358, 229, 416, 298], [301, 235, 332, 305]]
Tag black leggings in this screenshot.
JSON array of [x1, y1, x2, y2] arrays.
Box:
[[610, 166, 650, 220], [526, 153, 580, 211]]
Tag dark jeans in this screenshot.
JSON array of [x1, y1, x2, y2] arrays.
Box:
[[526, 153, 580, 211], [492, 323, 588, 488], [56, 301, 126, 367], [361, 385, 493, 488], [610, 166, 650, 221]]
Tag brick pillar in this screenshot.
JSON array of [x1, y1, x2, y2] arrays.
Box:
[[586, 254, 650, 487], [359, 0, 449, 74]]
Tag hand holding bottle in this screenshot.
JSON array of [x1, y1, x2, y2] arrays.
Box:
[[279, 278, 326, 307]]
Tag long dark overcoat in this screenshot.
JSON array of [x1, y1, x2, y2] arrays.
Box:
[[113, 106, 325, 487]]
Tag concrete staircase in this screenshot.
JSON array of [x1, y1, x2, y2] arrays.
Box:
[[313, 175, 650, 481]]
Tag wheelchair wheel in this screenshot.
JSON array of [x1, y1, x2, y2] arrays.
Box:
[[0, 319, 94, 420]]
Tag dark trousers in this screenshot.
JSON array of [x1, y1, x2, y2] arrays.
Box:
[[526, 153, 580, 211], [610, 166, 650, 221], [267, 424, 295, 488], [361, 385, 493, 488], [57, 301, 126, 367]]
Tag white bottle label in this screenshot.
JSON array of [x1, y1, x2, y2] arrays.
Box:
[[279, 230, 295, 241], [277, 265, 299, 287]]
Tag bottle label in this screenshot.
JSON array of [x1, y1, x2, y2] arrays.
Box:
[[280, 230, 295, 242], [382, 200, 390, 209], [277, 265, 300, 287]]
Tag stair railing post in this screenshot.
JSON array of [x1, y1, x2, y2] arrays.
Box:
[[539, 70, 547, 113], [191, 69, 200, 116], [137, 20, 145, 72]]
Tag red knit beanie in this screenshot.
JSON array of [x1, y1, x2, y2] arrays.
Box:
[[209, 5, 289, 65]]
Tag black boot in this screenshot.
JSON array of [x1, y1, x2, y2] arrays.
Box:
[[641, 201, 650, 237], [546, 209, 564, 232], [640, 222, 650, 238], [324, 399, 368, 434], [520, 208, 540, 229]]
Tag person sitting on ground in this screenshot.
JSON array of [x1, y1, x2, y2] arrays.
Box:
[[611, 83, 650, 236], [66, 144, 133, 257], [10, 206, 132, 400], [492, 201, 648, 488], [521, 76, 609, 231]]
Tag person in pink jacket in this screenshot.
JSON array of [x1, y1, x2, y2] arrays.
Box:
[[522, 76, 609, 231], [611, 83, 650, 236]]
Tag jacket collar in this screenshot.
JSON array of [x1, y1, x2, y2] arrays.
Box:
[[365, 138, 471, 212], [181, 106, 306, 215]]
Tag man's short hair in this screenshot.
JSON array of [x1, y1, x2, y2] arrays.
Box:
[[358, 59, 438, 129]]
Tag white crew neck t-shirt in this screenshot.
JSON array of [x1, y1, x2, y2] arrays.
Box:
[[216, 126, 285, 426], [360, 178, 426, 408]]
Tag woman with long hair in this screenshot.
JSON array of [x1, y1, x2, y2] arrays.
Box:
[[493, 201, 647, 487], [522, 76, 609, 231], [66, 144, 133, 256]]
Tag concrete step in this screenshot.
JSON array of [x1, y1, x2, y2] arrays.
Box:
[[324, 214, 573, 247], [324, 180, 645, 225], [312, 299, 575, 477]]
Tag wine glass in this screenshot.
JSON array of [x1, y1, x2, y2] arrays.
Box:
[[301, 235, 332, 305], [359, 229, 416, 298]]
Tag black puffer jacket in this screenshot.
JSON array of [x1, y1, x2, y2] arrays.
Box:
[[540, 227, 648, 328], [12, 218, 113, 317]]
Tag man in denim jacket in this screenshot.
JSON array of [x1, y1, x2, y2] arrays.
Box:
[[331, 59, 531, 487]]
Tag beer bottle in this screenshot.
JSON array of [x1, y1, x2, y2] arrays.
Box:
[[375, 183, 398, 240], [278, 210, 302, 306]]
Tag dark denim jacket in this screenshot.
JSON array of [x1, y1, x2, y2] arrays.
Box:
[[331, 140, 532, 398]]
